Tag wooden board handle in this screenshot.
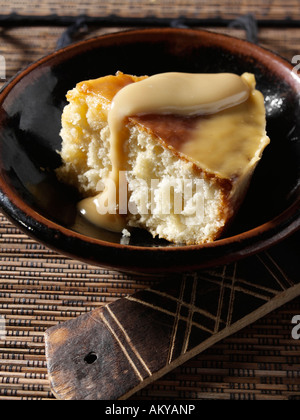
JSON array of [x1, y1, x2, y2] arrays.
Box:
[[45, 232, 300, 400]]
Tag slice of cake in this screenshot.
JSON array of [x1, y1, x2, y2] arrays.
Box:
[[56, 71, 270, 245]]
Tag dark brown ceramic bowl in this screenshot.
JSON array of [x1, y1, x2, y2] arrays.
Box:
[[0, 28, 299, 274]]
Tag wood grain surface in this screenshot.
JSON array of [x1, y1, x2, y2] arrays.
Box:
[[0, 0, 299, 400]]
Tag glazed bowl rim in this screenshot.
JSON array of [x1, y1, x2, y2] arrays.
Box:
[[0, 27, 299, 270]]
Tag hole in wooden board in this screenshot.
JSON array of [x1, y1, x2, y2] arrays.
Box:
[[84, 352, 98, 364]]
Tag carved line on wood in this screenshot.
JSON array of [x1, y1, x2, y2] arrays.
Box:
[[98, 311, 144, 382], [198, 273, 280, 301], [202, 267, 285, 293], [214, 265, 226, 333], [257, 253, 294, 289], [126, 295, 214, 335], [106, 305, 152, 377], [204, 270, 281, 293], [181, 274, 197, 355], [226, 262, 236, 327], [145, 288, 218, 322], [167, 276, 186, 364]]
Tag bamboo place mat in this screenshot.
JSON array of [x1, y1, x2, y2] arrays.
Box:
[[2, 0, 300, 21], [0, 0, 300, 401], [1, 212, 299, 401]]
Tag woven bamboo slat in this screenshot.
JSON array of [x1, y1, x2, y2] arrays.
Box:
[[1, 0, 300, 21], [1, 208, 300, 400], [0, 26, 299, 91]]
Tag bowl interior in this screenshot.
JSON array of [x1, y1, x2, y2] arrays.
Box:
[[0, 28, 299, 249]]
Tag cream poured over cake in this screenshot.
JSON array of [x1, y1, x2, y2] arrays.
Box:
[[56, 71, 270, 244]]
